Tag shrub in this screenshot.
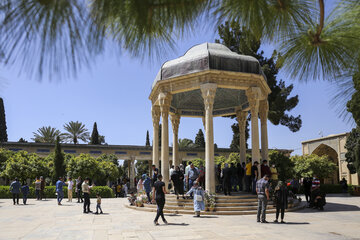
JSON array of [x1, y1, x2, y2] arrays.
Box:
[[298, 184, 355, 194], [0, 185, 114, 198]]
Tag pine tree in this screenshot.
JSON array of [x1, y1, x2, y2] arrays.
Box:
[[0, 98, 8, 142], [194, 129, 205, 148], [146, 130, 150, 146], [90, 122, 100, 145], [53, 136, 65, 182]]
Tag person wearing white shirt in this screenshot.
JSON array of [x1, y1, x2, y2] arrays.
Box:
[[184, 161, 192, 191], [66, 177, 74, 202]]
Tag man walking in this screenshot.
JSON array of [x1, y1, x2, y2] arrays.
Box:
[[56, 177, 66, 205], [82, 177, 94, 213], [256, 174, 270, 223], [10, 178, 21, 205]]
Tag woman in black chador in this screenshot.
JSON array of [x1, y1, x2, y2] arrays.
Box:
[[273, 181, 288, 223]]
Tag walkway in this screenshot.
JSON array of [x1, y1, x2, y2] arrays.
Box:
[[0, 194, 359, 240]]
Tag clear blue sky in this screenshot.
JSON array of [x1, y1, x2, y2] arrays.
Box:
[[0, 3, 354, 155]]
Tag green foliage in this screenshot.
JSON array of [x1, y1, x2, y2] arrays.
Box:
[[135, 160, 149, 179], [0, 97, 7, 142], [214, 153, 240, 168], [178, 138, 196, 148], [194, 129, 205, 148], [146, 130, 150, 146], [0, 148, 14, 172], [347, 72, 360, 126], [0, 185, 114, 198], [215, 156, 227, 167], [18, 138, 27, 143], [32, 126, 62, 143], [227, 153, 241, 165], [90, 122, 100, 145], [291, 154, 338, 180], [63, 121, 89, 144], [67, 154, 99, 180], [269, 150, 294, 181], [344, 127, 360, 174], [53, 137, 65, 182], [216, 21, 301, 132], [1, 151, 51, 183], [192, 158, 205, 168]]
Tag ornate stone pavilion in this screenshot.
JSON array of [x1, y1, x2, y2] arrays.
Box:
[[149, 43, 271, 192]]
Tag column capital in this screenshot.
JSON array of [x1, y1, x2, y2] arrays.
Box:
[[158, 92, 172, 118], [200, 83, 217, 111], [246, 87, 261, 114], [259, 100, 269, 121], [236, 110, 247, 127], [170, 114, 181, 134], [152, 105, 161, 128]]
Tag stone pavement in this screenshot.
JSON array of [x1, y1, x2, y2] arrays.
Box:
[[0, 194, 359, 240]]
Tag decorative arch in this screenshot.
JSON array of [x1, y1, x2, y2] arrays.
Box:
[[312, 144, 339, 184]]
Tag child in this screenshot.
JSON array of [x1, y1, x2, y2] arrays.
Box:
[[95, 193, 103, 214], [128, 192, 136, 206], [116, 183, 122, 198], [186, 181, 205, 217], [21, 182, 29, 205]]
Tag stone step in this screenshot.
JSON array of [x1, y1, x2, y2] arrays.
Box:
[[164, 198, 259, 204], [125, 202, 304, 215], [144, 204, 276, 211], [165, 201, 259, 207]]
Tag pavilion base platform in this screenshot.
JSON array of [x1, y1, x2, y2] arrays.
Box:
[[125, 193, 304, 215]]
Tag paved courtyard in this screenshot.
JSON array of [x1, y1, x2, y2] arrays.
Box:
[[0, 194, 359, 240]]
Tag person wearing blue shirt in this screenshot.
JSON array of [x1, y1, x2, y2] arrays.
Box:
[[142, 174, 152, 203], [10, 178, 21, 205], [56, 177, 67, 205], [21, 182, 30, 205]]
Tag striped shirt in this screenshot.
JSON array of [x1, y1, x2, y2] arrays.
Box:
[[256, 178, 269, 195]]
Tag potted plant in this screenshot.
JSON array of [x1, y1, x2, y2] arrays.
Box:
[[204, 191, 216, 212]]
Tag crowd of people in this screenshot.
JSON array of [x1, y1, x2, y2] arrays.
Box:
[[9, 175, 104, 215], [8, 159, 333, 225]]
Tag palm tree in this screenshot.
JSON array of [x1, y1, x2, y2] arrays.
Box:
[[63, 121, 89, 144], [32, 126, 62, 143], [1, 0, 359, 118]]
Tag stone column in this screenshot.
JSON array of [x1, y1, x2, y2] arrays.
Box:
[[201, 83, 217, 193], [236, 110, 248, 164], [152, 105, 160, 168], [148, 160, 152, 177], [246, 87, 261, 179], [171, 114, 181, 167], [129, 156, 135, 189], [159, 92, 172, 188], [259, 100, 269, 161]]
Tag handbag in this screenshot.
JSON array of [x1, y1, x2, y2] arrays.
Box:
[[195, 189, 203, 202], [168, 182, 172, 190]]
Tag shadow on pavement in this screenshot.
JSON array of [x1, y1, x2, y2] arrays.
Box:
[[166, 223, 189, 226], [298, 202, 360, 213], [199, 216, 218, 218]]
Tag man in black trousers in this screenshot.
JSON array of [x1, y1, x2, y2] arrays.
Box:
[[222, 163, 232, 196]]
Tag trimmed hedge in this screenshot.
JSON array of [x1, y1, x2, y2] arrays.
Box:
[[298, 184, 356, 194], [0, 186, 114, 198]]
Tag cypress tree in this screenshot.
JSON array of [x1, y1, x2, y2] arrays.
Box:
[[53, 136, 65, 181], [146, 130, 150, 146], [0, 98, 8, 142], [90, 122, 100, 145], [194, 129, 205, 148]]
